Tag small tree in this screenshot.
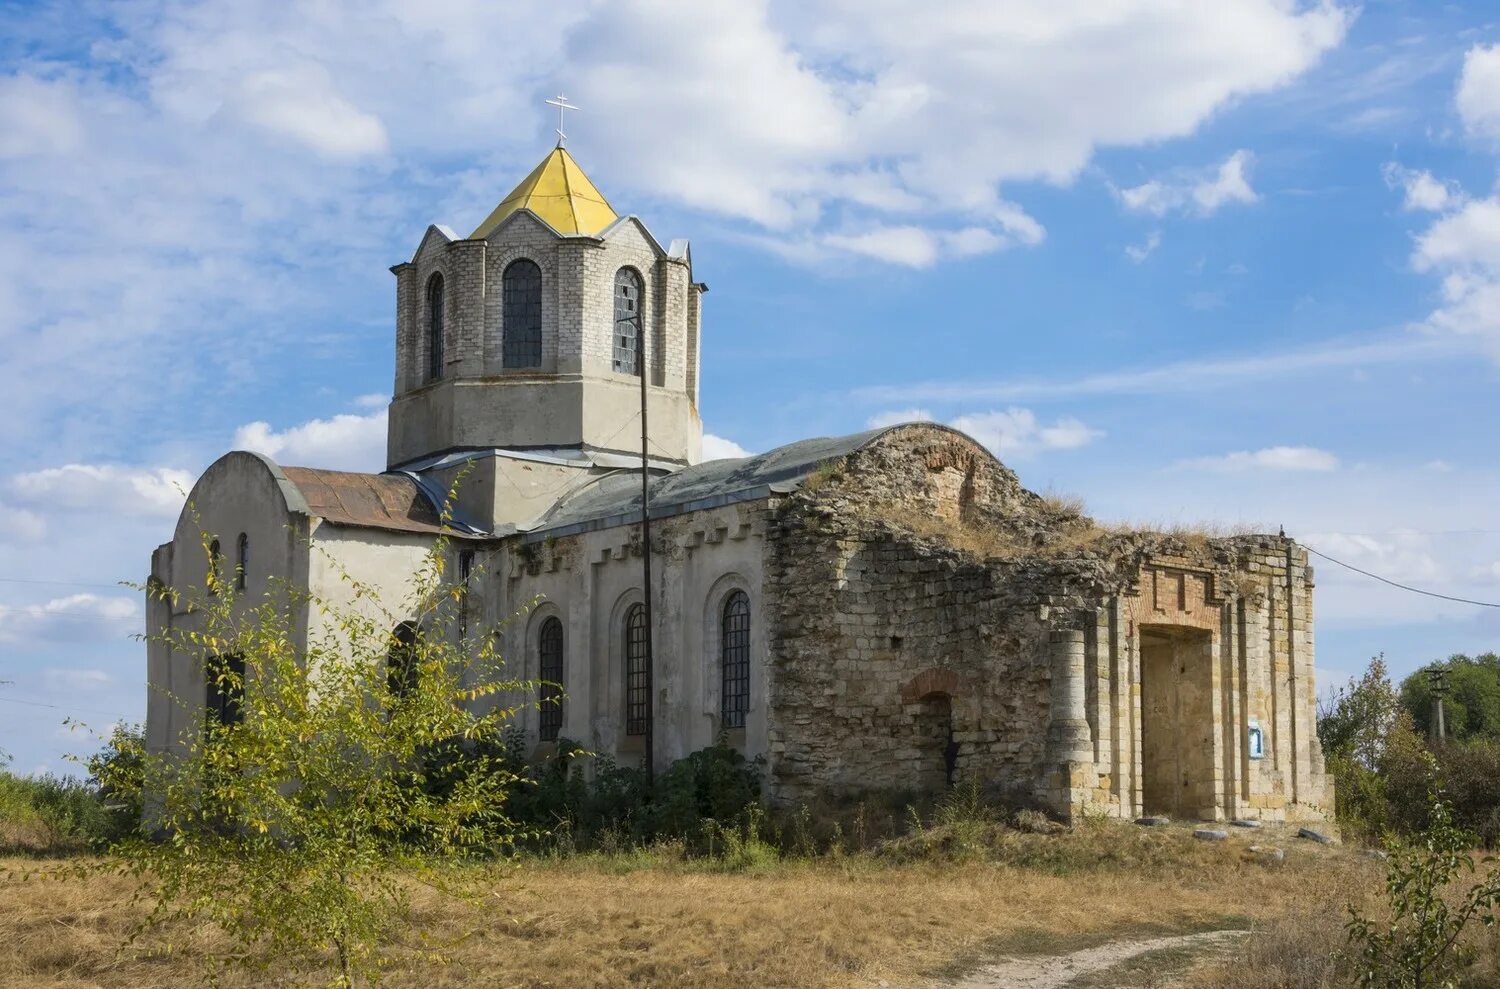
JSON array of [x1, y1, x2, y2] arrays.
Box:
[[1320, 655, 1404, 769], [1320, 656, 1432, 841], [1401, 654, 1500, 743], [1347, 774, 1500, 989], [84, 525, 534, 987]]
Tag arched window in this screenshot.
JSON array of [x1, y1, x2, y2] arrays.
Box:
[[721, 591, 751, 729], [205, 653, 245, 728], [208, 538, 222, 594], [235, 532, 248, 591], [538, 617, 564, 741], [388, 622, 419, 701], [624, 603, 649, 735], [426, 273, 445, 382], [502, 259, 543, 368], [612, 267, 643, 376]]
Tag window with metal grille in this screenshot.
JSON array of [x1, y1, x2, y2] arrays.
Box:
[[426, 273, 445, 381], [235, 532, 248, 591], [624, 603, 649, 735], [388, 622, 419, 701], [538, 616, 564, 741], [458, 550, 474, 640], [205, 653, 245, 728], [502, 259, 543, 368], [721, 591, 751, 729], [208, 538, 222, 594], [612, 267, 643, 376]]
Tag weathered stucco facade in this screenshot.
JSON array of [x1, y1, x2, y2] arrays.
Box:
[[146, 145, 1332, 824]]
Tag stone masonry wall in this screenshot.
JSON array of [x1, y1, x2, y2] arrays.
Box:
[[762, 424, 1333, 822]]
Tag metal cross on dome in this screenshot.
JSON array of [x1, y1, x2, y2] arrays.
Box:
[[545, 93, 580, 147]]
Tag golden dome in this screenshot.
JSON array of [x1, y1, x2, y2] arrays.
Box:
[[471, 146, 619, 238]]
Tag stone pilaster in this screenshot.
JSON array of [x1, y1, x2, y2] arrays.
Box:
[[1047, 627, 1093, 819]]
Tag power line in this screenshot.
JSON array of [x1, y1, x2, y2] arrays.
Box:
[[0, 576, 135, 590], [1301, 543, 1500, 609], [0, 695, 134, 719]]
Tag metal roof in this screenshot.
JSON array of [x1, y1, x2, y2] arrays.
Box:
[[470, 147, 618, 238], [282, 467, 448, 536], [524, 427, 895, 541]]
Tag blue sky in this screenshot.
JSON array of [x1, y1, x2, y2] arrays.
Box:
[[3, 0, 1500, 774]]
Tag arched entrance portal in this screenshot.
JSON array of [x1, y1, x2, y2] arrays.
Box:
[[1140, 625, 1215, 818], [901, 668, 964, 793], [912, 692, 956, 792]]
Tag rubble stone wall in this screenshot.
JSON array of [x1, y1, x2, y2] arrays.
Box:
[[762, 424, 1333, 822]]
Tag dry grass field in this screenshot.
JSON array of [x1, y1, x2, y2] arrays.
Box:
[[0, 822, 1394, 989]]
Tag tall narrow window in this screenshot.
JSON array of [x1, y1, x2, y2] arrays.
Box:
[[613, 267, 643, 376], [502, 259, 543, 368], [538, 616, 564, 741], [721, 591, 751, 729], [426, 273, 445, 382], [205, 653, 246, 728], [235, 532, 248, 591], [458, 550, 474, 640], [624, 603, 649, 735], [388, 622, 419, 701], [208, 538, 222, 594]]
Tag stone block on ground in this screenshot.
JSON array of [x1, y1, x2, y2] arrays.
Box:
[[1194, 828, 1229, 841], [1297, 827, 1334, 845]]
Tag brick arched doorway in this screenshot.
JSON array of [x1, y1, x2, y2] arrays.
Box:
[[901, 668, 963, 792]]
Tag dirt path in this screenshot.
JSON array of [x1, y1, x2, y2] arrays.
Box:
[[946, 929, 1248, 989]]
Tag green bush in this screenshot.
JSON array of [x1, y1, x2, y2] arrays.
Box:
[[0, 772, 111, 853], [420, 733, 767, 857], [0, 725, 144, 854], [1437, 739, 1500, 848], [1347, 782, 1500, 989]]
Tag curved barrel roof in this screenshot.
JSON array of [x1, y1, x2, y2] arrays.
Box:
[[528, 426, 907, 539]]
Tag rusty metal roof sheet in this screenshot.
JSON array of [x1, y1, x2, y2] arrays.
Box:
[[282, 467, 446, 535]]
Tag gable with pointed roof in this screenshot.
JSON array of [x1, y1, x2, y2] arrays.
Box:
[[471, 147, 618, 238]]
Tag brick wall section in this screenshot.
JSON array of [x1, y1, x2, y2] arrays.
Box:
[[762, 424, 1333, 822], [386, 210, 703, 464]]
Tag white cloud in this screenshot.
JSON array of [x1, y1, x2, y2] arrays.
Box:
[[1176, 445, 1340, 472], [43, 669, 115, 691], [0, 0, 1353, 454], [228, 65, 389, 160], [1125, 230, 1162, 263], [701, 433, 752, 460], [0, 593, 140, 643], [0, 74, 85, 159], [1408, 197, 1500, 355], [1303, 531, 1443, 584], [863, 406, 1100, 457], [0, 504, 48, 544], [865, 408, 935, 429], [1118, 150, 1259, 217], [823, 225, 940, 267], [233, 410, 387, 472], [1457, 43, 1500, 142], [1382, 163, 1458, 212], [1393, 44, 1500, 361], [852, 334, 1449, 405], [948, 408, 1103, 458], [9, 464, 193, 518]]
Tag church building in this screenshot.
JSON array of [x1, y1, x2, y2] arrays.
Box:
[[145, 140, 1333, 823]]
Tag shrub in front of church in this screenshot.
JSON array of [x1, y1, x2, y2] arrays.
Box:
[[65, 529, 537, 989], [448, 733, 766, 855]]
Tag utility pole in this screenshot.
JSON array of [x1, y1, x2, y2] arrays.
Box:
[[638, 297, 655, 786], [1428, 665, 1450, 745]]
